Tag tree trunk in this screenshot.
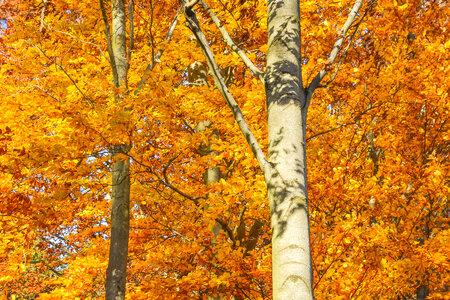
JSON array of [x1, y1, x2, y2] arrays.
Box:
[[106, 145, 130, 300], [105, 0, 131, 299], [265, 0, 313, 299], [181, 0, 313, 297]]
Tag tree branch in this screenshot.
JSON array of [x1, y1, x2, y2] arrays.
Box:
[[233, 205, 246, 236], [306, 122, 355, 141], [305, 0, 371, 110], [135, 8, 180, 94], [215, 217, 237, 247], [30, 43, 94, 108], [318, 0, 374, 88], [182, 1, 269, 176], [39, 0, 47, 32], [185, 0, 199, 9], [161, 154, 207, 203], [42, 22, 111, 63], [199, 0, 264, 83]]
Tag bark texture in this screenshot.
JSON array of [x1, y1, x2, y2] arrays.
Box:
[[265, 0, 313, 298], [106, 145, 131, 300]]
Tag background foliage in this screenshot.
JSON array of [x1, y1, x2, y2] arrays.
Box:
[[0, 0, 448, 298]]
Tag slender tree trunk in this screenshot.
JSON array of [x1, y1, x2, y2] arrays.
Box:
[[106, 145, 130, 300], [265, 0, 313, 298], [105, 0, 131, 299], [416, 285, 429, 300]]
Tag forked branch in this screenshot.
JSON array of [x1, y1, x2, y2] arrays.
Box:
[[199, 0, 264, 83], [305, 0, 373, 108], [182, 1, 269, 176], [135, 8, 181, 93], [30, 43, 94, 108]]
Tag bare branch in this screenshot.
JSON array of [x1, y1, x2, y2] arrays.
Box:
[[12, 84, 62, 103], [305, 0, 370, 110], [199, 0, 264, 83], [318, 0, 374, 88], [39, 0, 47, 32], [326, 0, 364, 66], [99, 0, 119, 86], [43, 23, 111, 63], [306, 101, 384, 141], [161, 155, 207, 203], [135, 8, 180, 93], [182, 1, 269, 176], [33, 85, 62, 103], [306, 122, 355, 141]]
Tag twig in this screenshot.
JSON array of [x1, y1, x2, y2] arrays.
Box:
[[12, 84, 62, 103], [30, 43, 94, 108], [135, 8, 180, 93], [306, 122, 355, 141], [33, 85, 62, 103], [43, 23, 111, 63]]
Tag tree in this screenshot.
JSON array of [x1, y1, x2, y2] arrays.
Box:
[[0, 0, 448, 299], [181, 0, 368, 298], [99, 0, 131, 298]]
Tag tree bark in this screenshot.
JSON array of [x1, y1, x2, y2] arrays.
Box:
[[182, 0, 316, 298], [181, 0, 366, 297], [104, 0, 131, 299], [265, 0, 313, 299], [106, 145, 130, 300]]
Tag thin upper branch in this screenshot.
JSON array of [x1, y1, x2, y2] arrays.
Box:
[[30, 43, 94, 108], [305, 0, 366, 108], [215, 218, 237, 247], [39, 0, 47, 32], [135, 8, 180, 94], [161, 155, 207, 203], [318, 0, 375, 88], [199, 0, 264, 83], [182, 1, 269, 176], [43, 22, 111, 63]]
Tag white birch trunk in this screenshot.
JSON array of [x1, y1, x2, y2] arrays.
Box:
[[265, 0, 313, 298]]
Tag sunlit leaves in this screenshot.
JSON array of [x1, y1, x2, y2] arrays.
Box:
[[0, 0, 448, 298]]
